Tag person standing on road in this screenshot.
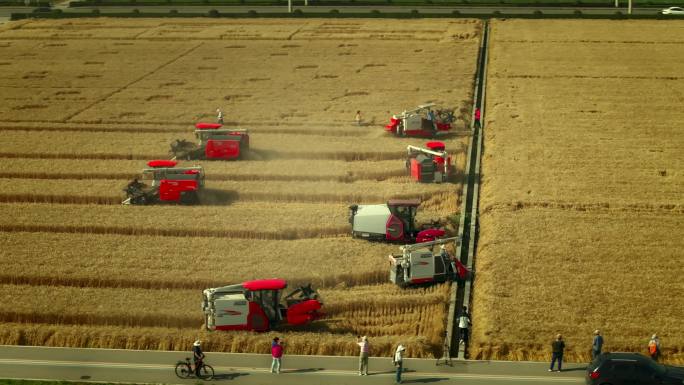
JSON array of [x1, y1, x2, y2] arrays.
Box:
[[216, 108, 224, 125], [648, 334, 661, 361], [357, 335, 369, 376], [474, 108, 481, 129], [592, 330, 604, 360], [192, 340, 205, 377], [458, 306, 471, 345], [549, 334, 566, 372], [393, 344, 406, 384], [271, 337, 283, 374]]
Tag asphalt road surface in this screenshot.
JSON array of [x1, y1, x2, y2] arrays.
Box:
[[0, 5, 671, 17], [0, 345, 587, 385]]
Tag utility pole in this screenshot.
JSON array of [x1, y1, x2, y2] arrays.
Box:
[[628, 0, 632, 14], [614, 0, 618, 7], [288, 0, 292, 12]]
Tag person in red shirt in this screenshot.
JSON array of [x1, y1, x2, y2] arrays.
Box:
[[271, 337, 283, 374]]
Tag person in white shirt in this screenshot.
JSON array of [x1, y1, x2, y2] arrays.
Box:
[[393, 344, 406, 384], [458, 306, 471, 345]]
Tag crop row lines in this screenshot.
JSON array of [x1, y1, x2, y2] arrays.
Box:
[[0, 224, 350, 240], [0, 271, 389, 292], [0, 151, 404, 162], [0, 311, 201, 329], [0, 169, 407, 183], [482, 201, 684, 214]]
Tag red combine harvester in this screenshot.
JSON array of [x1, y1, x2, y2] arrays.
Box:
[[122, 160, 204, 205], [388, 237, 469, 288], [406, 141, 452, 183], [202, 279, 323, 332], [349, 199, 445, 243], [170, 123, 249, 160], [385, 103, 455, 138]]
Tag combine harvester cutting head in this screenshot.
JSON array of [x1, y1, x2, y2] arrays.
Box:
[[349, 199, 445, 243], [406, 141, 452, 183], [122, 160, 204, 205], [385, 103, 455, 138], [202, 279, 323, 332], [170, 123, 249, 161], [388, 237, 469, 288]]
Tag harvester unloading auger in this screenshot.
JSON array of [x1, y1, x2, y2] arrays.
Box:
[[170, 123, 249, 161], [122, 160, 205, 205], [202, 279, 323, 332], [385, 103, 456, 138], [388, 237, 470, 288], [349, 199, 445, 243]]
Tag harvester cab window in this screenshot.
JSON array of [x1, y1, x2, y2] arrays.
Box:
[[255, 290, 280, 322]]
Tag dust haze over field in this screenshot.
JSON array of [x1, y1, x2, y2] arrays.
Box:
[[0, 18, 480, 357], [473, 19, 684, 364]]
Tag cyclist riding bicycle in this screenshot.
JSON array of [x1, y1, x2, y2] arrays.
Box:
[[192, 340, 205, 377]]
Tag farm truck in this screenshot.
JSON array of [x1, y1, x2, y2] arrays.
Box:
[[406, 141, 452, 183], [388, 237, 469, 288], [202, 279, 323, 332], [170, 123, 249, 161], [349, 199, 445, 243], [385, 103, 455, 138], [122, 160, 205, 205]]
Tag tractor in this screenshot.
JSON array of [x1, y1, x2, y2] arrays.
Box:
[[122, 160, 204, 205], [202, 279, 323, 332], [170, 123, 249, 161], [406, 141, 452, 183], [389, 237, 469, 288], [349, 199, 445, 243], [385, 103, 455, 138]]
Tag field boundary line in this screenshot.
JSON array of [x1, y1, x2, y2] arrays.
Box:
[[61, 42, 204, 123]]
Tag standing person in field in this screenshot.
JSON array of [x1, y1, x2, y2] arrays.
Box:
[[549, 334, 566, 372], [355, 110, 362, 126], [357, 336, 369, 376], [216, 108, 223, 125], [458, 306, 471, 345], [192, 340, 205, 377], [393, 344, 406, 384], [592, 330, 604, 360], [474, 108, 481, 129], [648, 334, 661, 361], [270, 337, 283, 374]]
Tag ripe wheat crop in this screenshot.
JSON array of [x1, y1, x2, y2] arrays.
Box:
[[0, 18, 480, 357]]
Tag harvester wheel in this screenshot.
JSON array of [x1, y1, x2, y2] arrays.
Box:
[[180, 191, 199, 205]]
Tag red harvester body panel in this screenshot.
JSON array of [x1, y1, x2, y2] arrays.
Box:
[[158, 179, 198, 202]]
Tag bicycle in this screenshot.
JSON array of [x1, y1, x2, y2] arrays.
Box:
[[175, 357, 214, 380]]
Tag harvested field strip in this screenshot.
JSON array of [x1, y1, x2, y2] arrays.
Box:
[[0, 311, 199, 329], [0, 124, 374, 138], [0, 203, 350, 233], [0, 169, 408, 183], [0, 270, 388, 292], [0, 224, 349, 241], [0, 232, 394, 286], [0, 150, 404, 162]]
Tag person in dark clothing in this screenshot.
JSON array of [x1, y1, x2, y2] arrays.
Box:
[[127, 178, 144, 191], [192, 340, 205, 377], [549, 334, 565, 372], [592, 330, 604, 360]]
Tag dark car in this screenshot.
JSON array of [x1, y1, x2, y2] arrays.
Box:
[[586, 352, 684, 385]]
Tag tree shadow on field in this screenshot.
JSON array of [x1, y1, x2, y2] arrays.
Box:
[[200, 189, 238, 205], [212, 372, 249, 380]]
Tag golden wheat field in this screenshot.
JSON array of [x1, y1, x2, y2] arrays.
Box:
[[0, 18, 481, 357], [472, 19, 684, 364]]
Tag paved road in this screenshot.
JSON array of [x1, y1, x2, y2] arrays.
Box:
[[0, 345, 586, 385], [0, 5, 669, 17]]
